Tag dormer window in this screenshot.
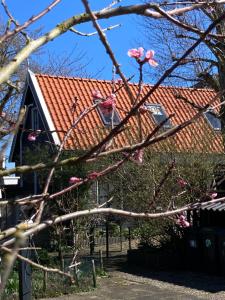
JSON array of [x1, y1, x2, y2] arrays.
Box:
[[204, 108, 221, 131], [144, 103, 171, 128], [95, 99, 120, 126]]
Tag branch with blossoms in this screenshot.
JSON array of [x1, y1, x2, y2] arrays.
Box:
[[2, 195, 225, 249], [1, 1, 225, 295]]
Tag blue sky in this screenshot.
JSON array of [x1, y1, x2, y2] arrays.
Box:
[[1, 0, 151, 82], [2, 1, 153, 167]]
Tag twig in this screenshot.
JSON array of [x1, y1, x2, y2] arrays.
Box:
[[82, 0, 135, 104], [0, 0, 62, 43], [0, 246, 74, 283], [70, 24, 121, 36]]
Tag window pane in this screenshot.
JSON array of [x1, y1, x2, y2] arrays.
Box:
[[145, 104, 171, 127], [95, 101, 120, 126], [205, 110, 221, 130]]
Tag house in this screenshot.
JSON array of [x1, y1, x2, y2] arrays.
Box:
[[7, 68, 224, 215], [8, 70, 224, 196], [10, 69, 223, 157]]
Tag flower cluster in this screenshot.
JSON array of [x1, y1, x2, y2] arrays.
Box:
[[99, 94, 116, 110], [92, 90, 116, 112], [176, 214, 190, 228], [127, 47, 158, 67]]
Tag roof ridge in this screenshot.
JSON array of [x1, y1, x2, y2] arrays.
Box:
[[34, 73, 214, 92]]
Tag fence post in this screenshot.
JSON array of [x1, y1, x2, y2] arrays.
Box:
[[91, 259, 97, 288], [106, 220, 109, 258], [128, 227, 131, 250], [99, 250, 104, 272], [61, 258, 65, 272], [43, 270, 47, 292], [120, 224, 123, 252], [74, 265, 79, 287]]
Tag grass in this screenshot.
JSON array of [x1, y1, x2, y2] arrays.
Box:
[[4, 258, 107, 299]]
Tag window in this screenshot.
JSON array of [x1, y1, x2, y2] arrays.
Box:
[[144, 103, 171, 128], [95, 100, 120, 126], [204, 108, 221, 131], [31, 107, 39, 130]]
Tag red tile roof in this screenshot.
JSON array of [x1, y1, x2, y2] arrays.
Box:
[[35, 73, 224, 153]]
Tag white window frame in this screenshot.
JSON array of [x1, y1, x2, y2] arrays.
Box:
[[144, 103, 171, 128]]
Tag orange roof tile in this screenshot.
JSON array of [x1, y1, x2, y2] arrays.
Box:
[[34, 73, 224, 153]]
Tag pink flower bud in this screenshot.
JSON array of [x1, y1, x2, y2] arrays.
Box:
[[182, 220, 190, 228], [88, 172, 99, 180], [145, 50, 158, 67], [69, 177, 82, 184], [92, 90, 103, 99], [210, 192, 217, 199], [127, 47, 144, 59], [133, 149, 144, 164]]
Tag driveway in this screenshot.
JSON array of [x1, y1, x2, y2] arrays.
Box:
[[41, 270, 225, 300], [41, 248, 225, 300]]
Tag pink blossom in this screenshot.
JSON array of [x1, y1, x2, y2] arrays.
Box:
[[127, 47, 144, 59], [176, 214, 190, 228], [69, 177, 82, 184], [88, 172, 99, 180], [27, 130, 41, 142], [1, 112, 6, 118], [145, 50, 158, 67], [210, 192, 217, 199], [177, 178, 188, 188], [133, 149, 144, 164], [92, 90, 103, 99]]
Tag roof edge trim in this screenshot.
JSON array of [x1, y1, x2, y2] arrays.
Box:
[[28, 70, 60, 146]]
